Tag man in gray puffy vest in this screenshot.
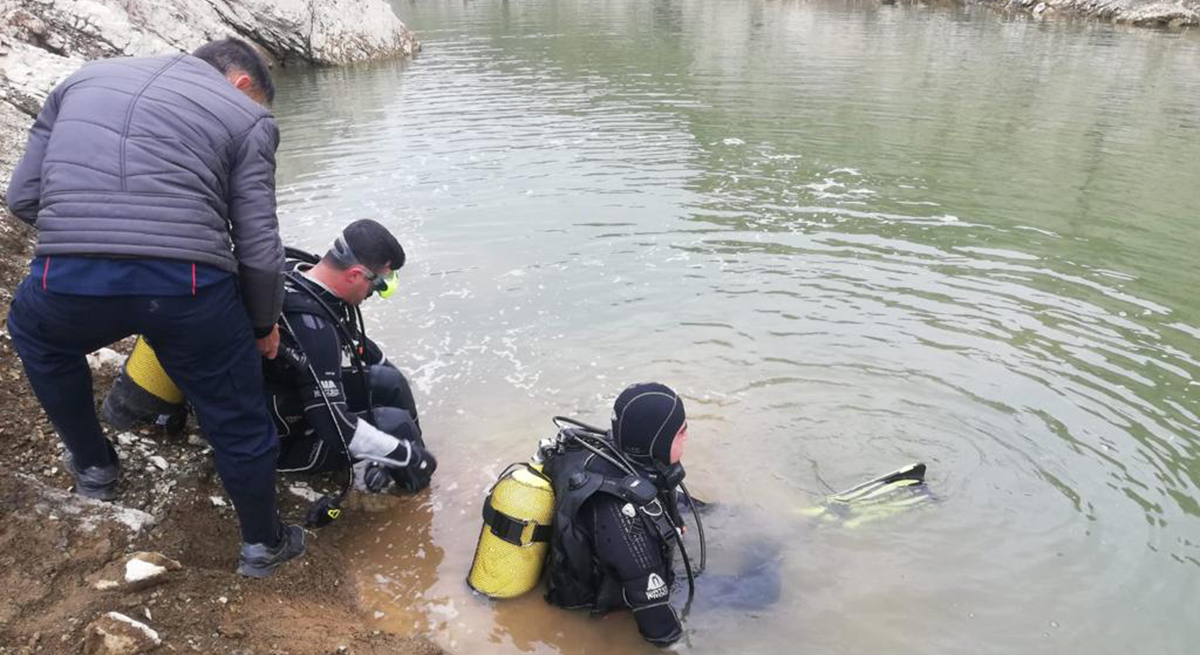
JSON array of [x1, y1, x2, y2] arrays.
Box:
[[5, 38, 302, 578]]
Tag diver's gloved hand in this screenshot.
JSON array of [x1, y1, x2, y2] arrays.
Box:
[[390, 441, 437, 492], [347, 420, 437, 492]]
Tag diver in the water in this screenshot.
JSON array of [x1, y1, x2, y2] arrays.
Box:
[[541, 382, 692, 647], [468, 383, 933, 644], [537, 386, 934, 644], [264, 220, 436, 495]]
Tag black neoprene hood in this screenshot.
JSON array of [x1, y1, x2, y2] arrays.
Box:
[[611, 382, 686, 465]]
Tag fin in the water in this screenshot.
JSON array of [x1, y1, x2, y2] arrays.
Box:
[[687, 542, 783, 612], [799, 463, 932, 527], [684, 494, 718, 516], [830, 463, 926, 503]]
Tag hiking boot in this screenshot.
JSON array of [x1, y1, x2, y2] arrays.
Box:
[[237, 525, 306, 579], [62, 443, 120, 501]]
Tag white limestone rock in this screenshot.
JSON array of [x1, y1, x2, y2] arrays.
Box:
[[90, 551, 182, 591], [87, 347, 125, 372], [19, 473, 157, 533], [0, 0, 419, 123], [81, 611, 161, 654], [308, 0, 418, 63], [984, 0, 1199, 25]]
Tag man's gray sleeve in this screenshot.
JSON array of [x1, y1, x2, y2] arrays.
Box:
[[228, 117, 285, 335], [6, 86, 63, 224]]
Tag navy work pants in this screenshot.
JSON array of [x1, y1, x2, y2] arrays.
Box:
[[7, 275, 280, 545]]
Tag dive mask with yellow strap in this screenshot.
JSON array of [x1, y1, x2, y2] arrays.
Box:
[[333, 234, 400, 299], [363, 267, 399, 299]]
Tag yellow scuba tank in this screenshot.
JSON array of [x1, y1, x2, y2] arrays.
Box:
[[467, 462, 555, 598], [101, 336, 185, 431]]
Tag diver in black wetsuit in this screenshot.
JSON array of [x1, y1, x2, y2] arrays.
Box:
[[543, 382, 691, 647], [265, 220, 436, 493]]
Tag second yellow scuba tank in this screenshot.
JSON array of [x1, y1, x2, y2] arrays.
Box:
[[467, 462, 555, 599], [101, 336, 186, 431]]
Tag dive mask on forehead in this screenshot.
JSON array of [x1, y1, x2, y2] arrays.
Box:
[[334, 234, 400, 299]]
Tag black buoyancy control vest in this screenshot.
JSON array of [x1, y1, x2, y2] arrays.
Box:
[[262, 269, 374, 442], [263, 270, 368, 393], [543, 440, 678, 611]]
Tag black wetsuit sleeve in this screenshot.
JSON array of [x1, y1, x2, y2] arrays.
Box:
[[589, 496, 683, 647], [287, 312, 359, 447]]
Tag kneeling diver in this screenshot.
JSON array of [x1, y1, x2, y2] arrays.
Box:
[[102, 219, 437, 523], [266, 219, 437, 503]]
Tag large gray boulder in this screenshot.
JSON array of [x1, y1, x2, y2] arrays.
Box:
[[0, 0, 417, 66], [0, 0, 417, 185], [972, 0, 1199, 25], [0, 0, 419, 184]]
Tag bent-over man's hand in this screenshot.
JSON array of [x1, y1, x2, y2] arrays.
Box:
[[257, 324, 280, 359]]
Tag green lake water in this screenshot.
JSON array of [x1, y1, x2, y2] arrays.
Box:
[[271, 1, 1200, 652]]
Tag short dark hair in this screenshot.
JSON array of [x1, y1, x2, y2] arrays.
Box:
[[325, 219, 406, 272], [193, 38, 276, 103]]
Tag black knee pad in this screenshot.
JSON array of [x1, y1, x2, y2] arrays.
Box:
[[368, 364, 419, 425], [368, 364, 403, 397], [367, 406, 421, 444], [361, 406, 436, 493]]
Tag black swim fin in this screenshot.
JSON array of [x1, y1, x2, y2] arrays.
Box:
[[830, 462, 926, 504], [797, 463, 932, 527]]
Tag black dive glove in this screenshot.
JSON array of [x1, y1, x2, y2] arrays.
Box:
[[390, 441, 438, 492]]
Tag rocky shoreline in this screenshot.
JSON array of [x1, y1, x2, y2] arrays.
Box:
[[971, 0, 1200, 26], [0, 2, 436, 654], [0, 231, 444, 655]]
